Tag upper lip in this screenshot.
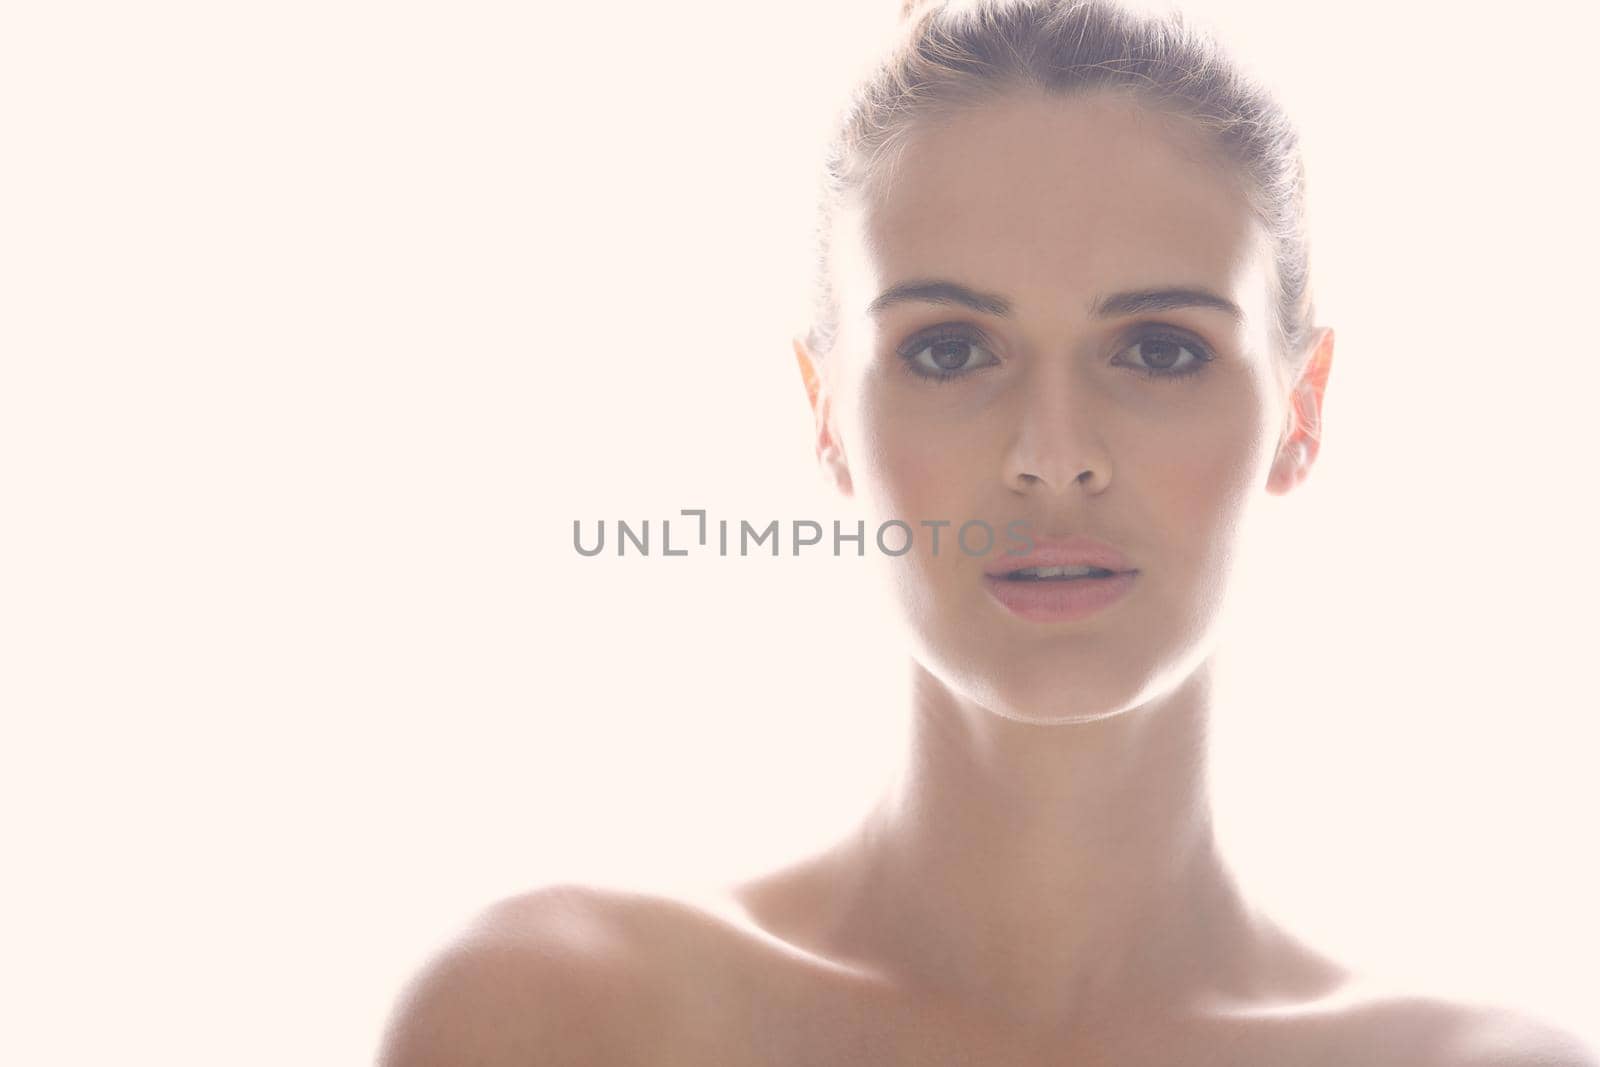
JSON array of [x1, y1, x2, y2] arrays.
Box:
[[984, 534, 1134, 576]]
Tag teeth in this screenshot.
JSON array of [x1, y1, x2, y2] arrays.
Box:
[[1006, 565, 1112, 579]]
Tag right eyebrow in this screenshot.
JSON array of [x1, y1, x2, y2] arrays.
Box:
[[865, 280, 1014, 318]]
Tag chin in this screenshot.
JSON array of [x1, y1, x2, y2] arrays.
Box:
[[915, 638, 1155, 725], [914, 611, 1225, 726]]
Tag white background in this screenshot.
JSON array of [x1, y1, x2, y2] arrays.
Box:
[[3, 1, 1596, 1062]]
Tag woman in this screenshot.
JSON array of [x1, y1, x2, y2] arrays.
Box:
[[379, 1, 1596, 1063]]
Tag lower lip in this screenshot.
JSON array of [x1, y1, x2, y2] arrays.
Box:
[[982, 570, 1138, 623]]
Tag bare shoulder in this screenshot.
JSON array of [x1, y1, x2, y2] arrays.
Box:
[[375, 882, 685, 1067], [1435, 1000, 1599, 1067], [1329, 982, 1598, 1067]]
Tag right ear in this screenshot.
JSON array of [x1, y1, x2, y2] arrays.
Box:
[[793, 336, 853, 498]]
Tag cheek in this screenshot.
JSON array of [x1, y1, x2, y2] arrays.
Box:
[[1142, 395, 1273, 565], [871, 432, 964, 518], [847, 374, 987, 520]]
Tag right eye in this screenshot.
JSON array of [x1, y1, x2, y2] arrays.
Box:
[[896, 327, 1000, 383]]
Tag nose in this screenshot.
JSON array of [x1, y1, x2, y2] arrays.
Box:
[[1001, 376, 1112, 495]]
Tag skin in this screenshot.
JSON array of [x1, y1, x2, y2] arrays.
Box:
[[769, 84, 1341, 1045], [377, 89, 1595, 1067]]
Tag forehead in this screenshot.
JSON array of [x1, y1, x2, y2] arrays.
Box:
[[835, 90, 1271, 332]]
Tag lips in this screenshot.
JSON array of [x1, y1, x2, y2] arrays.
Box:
[[984, 533, 1134, 578]]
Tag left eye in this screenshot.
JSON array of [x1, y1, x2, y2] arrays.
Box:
[[1117, 335, 1213, 377]]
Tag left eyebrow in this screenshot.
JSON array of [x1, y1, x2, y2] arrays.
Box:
[[1092, 287, 1242, 321], [864, 279, 1242, 322]]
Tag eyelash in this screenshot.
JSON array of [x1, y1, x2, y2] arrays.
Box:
[[894, 324, 1217, 384]]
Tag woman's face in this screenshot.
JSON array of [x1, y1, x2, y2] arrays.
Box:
[[807, 89, 1318, 724]]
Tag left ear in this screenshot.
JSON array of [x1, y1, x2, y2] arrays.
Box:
[[1266, 327, 1334, 495]]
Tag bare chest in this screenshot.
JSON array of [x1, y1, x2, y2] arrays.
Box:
[[641, 947, 1391, 1067], [593, 891, 1462, 1067]]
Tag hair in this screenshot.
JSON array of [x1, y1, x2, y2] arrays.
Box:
[[804, 0, 1316, 382]]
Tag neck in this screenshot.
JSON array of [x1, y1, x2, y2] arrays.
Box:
[[812, 657, 1271, 1030]]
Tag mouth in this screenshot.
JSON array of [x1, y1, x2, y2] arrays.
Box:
[[991, 565, 1127, 582], [981, 566, 1139, 622]]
